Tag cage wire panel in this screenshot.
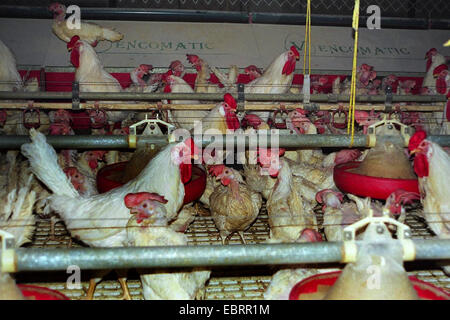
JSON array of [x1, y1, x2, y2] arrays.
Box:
[[17, 203, 450, 300], [116, 0, 450, 19]]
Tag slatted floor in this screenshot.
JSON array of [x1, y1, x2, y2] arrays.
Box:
[[16, 204, 450, 300]]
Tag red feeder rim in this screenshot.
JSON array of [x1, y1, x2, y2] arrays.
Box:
[[18, 285, 70, 300], [333, 161, 419, 200], [96, 163, 206, 205], [289, 271, 450, 300]]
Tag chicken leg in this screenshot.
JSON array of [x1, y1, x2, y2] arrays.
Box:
[[84, 278, 98, 300], [118, 277, 132, 300]]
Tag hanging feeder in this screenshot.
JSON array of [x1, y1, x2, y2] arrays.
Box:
[[289, 271, 450, 300], [334, 116, 418, 199]]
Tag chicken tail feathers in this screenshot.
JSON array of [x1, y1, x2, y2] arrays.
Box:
[[21, 129, 78, 198], [0, 153, 36, 247], [102, 27, 124, 42]]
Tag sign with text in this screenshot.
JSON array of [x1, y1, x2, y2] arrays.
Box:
[[0, 18, 448, 72]]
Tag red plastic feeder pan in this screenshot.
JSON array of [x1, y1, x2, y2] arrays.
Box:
[[18, 285, 70, 300], [96, 163, 206, 205], [333, 161, 419, 200], [289, 271, 450, 300]]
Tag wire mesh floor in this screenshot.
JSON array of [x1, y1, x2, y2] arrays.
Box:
[[17, 204, 450, 300]]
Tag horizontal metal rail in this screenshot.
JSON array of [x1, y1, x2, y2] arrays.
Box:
[[7, 239, 450, 272], [0, 102, 444, 112], [1, 6, 449, 30], [0, 91, 447, 103], [2, 134, 450, 150], [32, 66, 427, 78]]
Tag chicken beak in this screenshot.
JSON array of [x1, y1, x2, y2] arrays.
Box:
[[68, 47, 73, 52], [296, 56, 300, 61], [409, 148, 420, 155]]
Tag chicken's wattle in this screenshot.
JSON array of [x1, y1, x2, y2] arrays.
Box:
[[413, 153, 429, 178], [70, 47, 80, 68], [179, 162, 192, 184], [89, 160, 98, 170], [282, 58, 296, 76], [225, 112, 240, 131], [436, 77, 447, 94]]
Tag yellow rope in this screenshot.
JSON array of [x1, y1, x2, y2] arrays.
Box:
[[347, 0, 360, 147], [303, 0, 311, 75]]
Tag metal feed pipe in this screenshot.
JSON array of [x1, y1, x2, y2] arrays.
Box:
[[0, 6, 449, 30], [0, 91, 447, 103], [1, 134, 450, 150], [3, 239, 449, 272]]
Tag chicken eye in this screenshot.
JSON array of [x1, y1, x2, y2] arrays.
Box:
[[143, 203, 147, 208]]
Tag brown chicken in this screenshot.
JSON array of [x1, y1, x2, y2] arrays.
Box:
[[208, 165, 262, 244]]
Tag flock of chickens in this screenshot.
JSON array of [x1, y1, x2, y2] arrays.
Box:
[[0, 2, 449, 300]]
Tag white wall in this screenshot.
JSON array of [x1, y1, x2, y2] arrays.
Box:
[[0, 18, 449, 73]]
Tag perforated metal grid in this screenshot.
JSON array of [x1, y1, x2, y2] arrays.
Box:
[[19, 204, 450, 300]]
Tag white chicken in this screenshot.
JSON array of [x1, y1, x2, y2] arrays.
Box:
[[125, 192, 210, 300], [162, 72, 208, 131], [0, 152, 37, 300], [21, 129, 200, 248], [0, 39, 23, 92], [49, 2, 123, 46], [423, 48, 447, 92], [245, 46, 300, 123], [66, 35, 131, 124], [408, 131, 450, 274], [257, 148, 317, 242]]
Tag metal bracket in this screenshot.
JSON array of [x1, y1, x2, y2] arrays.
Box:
[[302, 74, 311, 105], [342, 206, 415, 263], [384, 85, 393, 113], [72, 81, 80, 110], [367, 114, 413, 147], [237, 83, 245, 113], [327, 94, 338, 103], [0, 230, 16, 273], [304, 103, 319, 112], [128, 115, 176, 148]]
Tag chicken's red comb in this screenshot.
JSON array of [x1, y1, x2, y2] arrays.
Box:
[[186, 54, 199, 64], [425, 48, 437, 57], [294, 108, 308, 115], [256, 148, 285, 165], [169, 60, 182, 68], [408, 130, 427, 151], [139, 64, 153, 72], [315, 189, 344, 204], [208, 164, 226, 177], [290, 45, 300, 57], [63, 167, 79, 177], [224, 93, 237, 110], [67, 36, 80, 49], [391, 189, 420, 204], [124, 192, 168, 208], [244, 65, 262, 73]]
